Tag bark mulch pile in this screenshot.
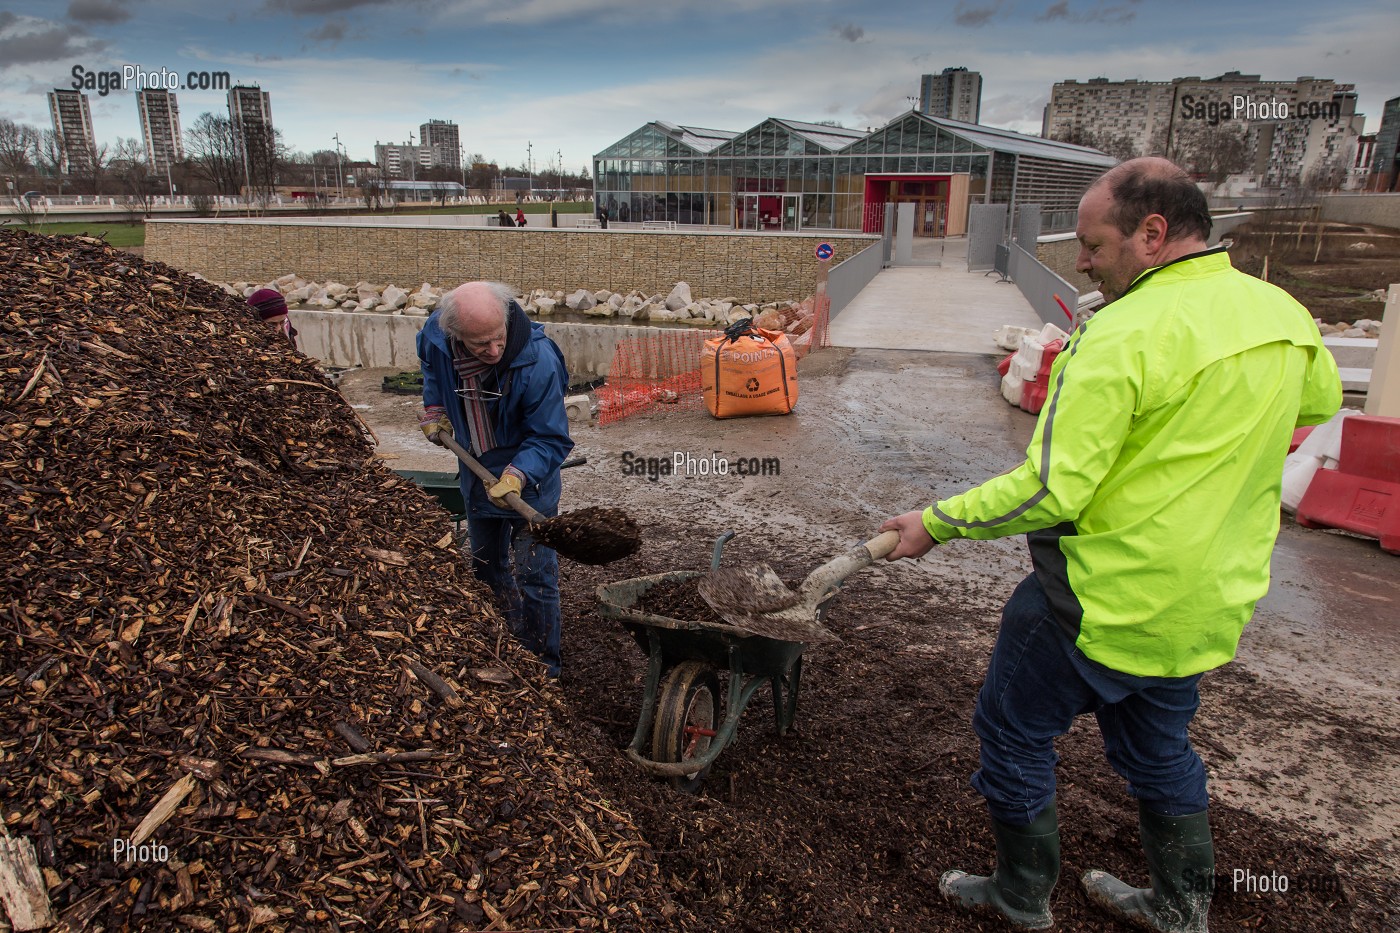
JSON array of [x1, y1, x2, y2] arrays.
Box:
[[0, 229, 678, 931]]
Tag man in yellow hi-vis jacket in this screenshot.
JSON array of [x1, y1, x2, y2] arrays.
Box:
[[881, 158, 1341, 931]]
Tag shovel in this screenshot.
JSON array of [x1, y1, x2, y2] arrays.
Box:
[[697, 530, 900, 643], [437, 433, 640, 565]]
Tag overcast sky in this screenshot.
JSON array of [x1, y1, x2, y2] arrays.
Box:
[[0, 0, 1394, 174]]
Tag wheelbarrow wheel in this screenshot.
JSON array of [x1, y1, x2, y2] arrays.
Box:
[[652, 661, 721, 793]]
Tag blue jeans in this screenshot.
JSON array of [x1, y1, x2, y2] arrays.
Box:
[[972, 574, 1209, 826], [465, 513, 561, 677]]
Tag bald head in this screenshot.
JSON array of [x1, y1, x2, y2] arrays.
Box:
[[1088, 156, 1212, 245], [440, 281, 515, 364]]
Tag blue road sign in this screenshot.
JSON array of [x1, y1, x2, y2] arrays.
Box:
[[815, 242, 834, 262]]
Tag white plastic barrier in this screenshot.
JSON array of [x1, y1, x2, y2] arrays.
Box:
[[1280, 409, 1360, 513]]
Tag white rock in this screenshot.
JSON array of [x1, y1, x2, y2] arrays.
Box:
[[404, 307, 429, 317], [381, 285, 408, 310], [566, 288, 597, 310], [410, 293, 436, 310], [274, 272, 299, 286], [593, 289, 613, 304], [340, 299, 358, 310], [1342, 327, 1366, 337], [665, 282, 693, 311], [417, 282, 437, 296], [359, 297, 378, 312], [314, 296, 339, 310], [583, 302, 616, 317], [289, 285, 315, 303], [725, 307, 751, 325], [608, 293, 625, 310], [649, 309, 680, 322], [326, 282, 349, 298], [536, 297, 557, 315]]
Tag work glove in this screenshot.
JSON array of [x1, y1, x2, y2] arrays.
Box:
[[419, 406, 452, 446], [488, 467, 525, 508]]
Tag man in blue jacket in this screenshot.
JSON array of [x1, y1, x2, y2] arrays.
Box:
[[417, 281, 574, 676]]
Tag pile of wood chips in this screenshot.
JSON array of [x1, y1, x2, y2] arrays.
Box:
[[0, 230, 679, 931]]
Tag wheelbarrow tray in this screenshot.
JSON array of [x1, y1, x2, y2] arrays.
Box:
[[394, 468, 465, 520], [596, 570, 806, 786]]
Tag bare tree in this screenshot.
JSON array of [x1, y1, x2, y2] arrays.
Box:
[[1169, 123, 1250, 187], [0, 118, 37, 179], [110, 137, 157, 218], [35, 130, 67, 195], [185, 112, 241, 196]]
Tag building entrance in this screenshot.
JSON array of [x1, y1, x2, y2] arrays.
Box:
[[736, 193, 801, 231]]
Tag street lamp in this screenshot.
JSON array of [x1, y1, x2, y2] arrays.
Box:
[[333, 133, 345, 200]]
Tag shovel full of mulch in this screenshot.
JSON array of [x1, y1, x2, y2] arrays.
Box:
[[439, 433, 640, 565]]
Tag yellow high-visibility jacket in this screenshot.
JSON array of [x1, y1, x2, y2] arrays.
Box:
[[923, 249, 1342, 676]]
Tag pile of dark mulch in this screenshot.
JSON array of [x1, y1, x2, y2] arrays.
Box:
[[556, 517, 1400, 932], [535, 506, 641, 565], [0, 229, 679, 931], [633, 577, 723, 623]]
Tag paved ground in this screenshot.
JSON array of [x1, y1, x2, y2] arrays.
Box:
[[830, 236, 1048, 354]]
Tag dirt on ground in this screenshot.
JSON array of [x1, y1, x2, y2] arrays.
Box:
[[1228, 221, 1400, 325], [342, 349, 1400, 932]]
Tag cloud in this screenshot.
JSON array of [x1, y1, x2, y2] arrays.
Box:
[[1036, 1, 1140, 25], [67, 0, 134, 25], [263, 0, 396, 14], [833, 23, 864, 43], [306, 17, 348, 42], [954, 2, 1003, 27], [0, 23, 105, 68], [0, 12, 16, 31]]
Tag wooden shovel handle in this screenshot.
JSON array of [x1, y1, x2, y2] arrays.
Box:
[[438, 433, 547, 523], [864, 530, 901, 560]]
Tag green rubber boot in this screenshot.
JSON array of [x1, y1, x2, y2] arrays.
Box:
[[939, 802, 1059, 930], [1082, 804, 1214, 932]]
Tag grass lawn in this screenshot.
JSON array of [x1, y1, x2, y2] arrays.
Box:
[[7, 220, 146, 248]]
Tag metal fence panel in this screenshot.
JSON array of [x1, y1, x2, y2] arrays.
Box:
[[828, 241, 885, 320], [1009, 242, 1079, 328], [967, 203, 1007, 271]]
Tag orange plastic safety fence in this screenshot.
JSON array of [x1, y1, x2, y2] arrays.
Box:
[[596, 328, 714, 424], [594, 296, 831, 425]]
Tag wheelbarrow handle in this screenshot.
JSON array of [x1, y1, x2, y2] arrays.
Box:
[[437, 433, 547, 524]]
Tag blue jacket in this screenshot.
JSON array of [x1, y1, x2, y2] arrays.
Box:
[[417, 313, 574, 518]]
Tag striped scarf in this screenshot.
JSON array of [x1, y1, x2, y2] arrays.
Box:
[[450, 345, 497, 456]]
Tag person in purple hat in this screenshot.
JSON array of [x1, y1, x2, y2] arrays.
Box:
[[247, 287, 298, 349]]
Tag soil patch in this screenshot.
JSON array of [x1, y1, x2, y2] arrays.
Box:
[[555, 515, 1399, 931]]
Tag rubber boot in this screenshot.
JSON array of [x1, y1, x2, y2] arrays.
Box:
[[1082, 803, 1214, 932], [940, 801, 1059, 930]]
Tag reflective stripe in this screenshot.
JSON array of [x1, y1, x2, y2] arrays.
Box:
[[930, 317, 1094, 530]]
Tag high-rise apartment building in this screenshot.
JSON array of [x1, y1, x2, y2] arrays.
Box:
[[47, 88, 96, 173], [227, 85, 273, 147], [1370, 96, 1400, 191], [1041, 72, 1365, 187], [374, 142, 429, 178], [918, 68, 982, 124], [419, 119, 461, 169], [137, 88, 183, 173]]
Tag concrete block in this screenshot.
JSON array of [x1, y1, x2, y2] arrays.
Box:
[[564, 393, 592, 424]]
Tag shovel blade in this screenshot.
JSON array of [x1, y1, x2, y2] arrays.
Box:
[[698, 565, 802, 617]]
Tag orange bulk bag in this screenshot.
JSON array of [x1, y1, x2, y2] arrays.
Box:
[[702, 318, 799, 419]]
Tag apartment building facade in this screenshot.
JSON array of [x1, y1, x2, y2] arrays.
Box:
[[47, 88, 96, 173], [136, 88, 183, 173], [919, 68, 982, 124]]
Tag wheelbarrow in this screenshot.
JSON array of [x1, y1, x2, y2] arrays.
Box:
[[596, 532, 830, 792]]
